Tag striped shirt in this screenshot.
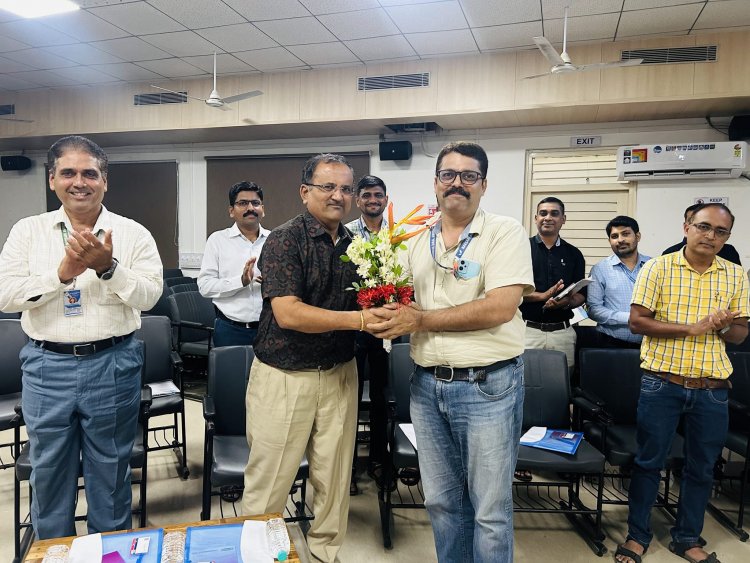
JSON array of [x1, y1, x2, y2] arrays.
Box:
[[0, 206, 162, 342], [631, 248, 750, 379]]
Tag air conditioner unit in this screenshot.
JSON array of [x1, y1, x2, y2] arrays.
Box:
[[616, 141, 747, 181]]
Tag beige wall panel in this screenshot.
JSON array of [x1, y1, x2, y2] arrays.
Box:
[[436, 53, 516, 112], [364, 60, 438, 119], [299, 67, 365, 121], [242, 72, 300, 124], [600, 36, 695, 101], [0, 90, 50, 139], [515, 44, 602, 106], [694, 30, 750, 96], [99, 81, 186, 133], [514, 105, 599, 126], [436, 110, 521, 129]]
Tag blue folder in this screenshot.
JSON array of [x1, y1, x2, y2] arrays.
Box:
[[522, 429, 583, 455]]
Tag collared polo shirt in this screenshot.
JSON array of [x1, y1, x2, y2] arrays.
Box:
[[345, 215, 389, 241], [520, 234, 586, 323], [404, 208, 534, 368], [253, 212, 359, 370], [632, 248, 750, 379]]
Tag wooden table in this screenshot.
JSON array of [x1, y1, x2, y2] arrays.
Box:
[[24, 514, 306, 562]]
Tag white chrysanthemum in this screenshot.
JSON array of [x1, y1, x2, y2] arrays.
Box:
[[357, 264, 370, 278]]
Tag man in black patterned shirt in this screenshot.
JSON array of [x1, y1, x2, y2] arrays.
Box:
[[241, 154, 378, 563]]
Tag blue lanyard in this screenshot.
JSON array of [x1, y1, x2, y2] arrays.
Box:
[[429, 222, 475, 275]]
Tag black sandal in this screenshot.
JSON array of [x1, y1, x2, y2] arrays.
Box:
[[514, 470, 533, 482], [668, 542, 721, 563], [614, 542, 647, 563], [399, 467, 420, 486]]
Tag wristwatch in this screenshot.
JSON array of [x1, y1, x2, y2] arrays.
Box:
[[97, 258, 118, 280], [718, 325, 731, 335]]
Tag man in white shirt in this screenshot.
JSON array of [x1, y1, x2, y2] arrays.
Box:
[[0, 135, 162, 539], [198, 181, 270, 347]]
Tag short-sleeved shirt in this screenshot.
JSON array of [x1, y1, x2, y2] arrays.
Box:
[[404, 209, 535, 368], [519, 235, 586, 323], [631, 249, 750, 379], [253, 211, 359, 370]]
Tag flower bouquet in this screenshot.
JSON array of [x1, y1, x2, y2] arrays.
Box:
[[342, 203, 438, 351]]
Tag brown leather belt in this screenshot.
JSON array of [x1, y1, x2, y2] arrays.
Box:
[[645, 370, 731, 390]]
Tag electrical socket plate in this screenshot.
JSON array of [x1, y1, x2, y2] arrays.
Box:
[[179, 252, 203, 269]]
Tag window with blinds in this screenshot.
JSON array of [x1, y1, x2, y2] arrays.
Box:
[[524, 149, 636, 276]]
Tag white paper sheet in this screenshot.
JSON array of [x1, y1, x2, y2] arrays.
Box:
[[147, 380, 180, 397], [520, 426, 547, 444], [399, 423, 418, 451], [240, 520, 273, 563], [68, 533, 102, 563]]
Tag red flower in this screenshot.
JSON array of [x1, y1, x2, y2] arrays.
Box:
[[357, 284, 414, 309], [396, 285, 414, 305]]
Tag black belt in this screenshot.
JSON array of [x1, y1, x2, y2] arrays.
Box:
[[526, 320, 570, 332], [33, 333, 134, 357], [421, 357, 517, 382], [216, 309, 259, 329]]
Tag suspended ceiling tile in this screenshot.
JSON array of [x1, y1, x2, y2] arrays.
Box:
[[317, 8, 400, 40], [37, 9, 130, 42], [287, 42, 359, 65], [407, 29, 479, 56], [196, 23, 278, 53], [344, 35, 417, 61], [147, 0, 246, 29], [221, 0, 310, 21], [90, 37, 171, 61], [385, 1, 468, 34], [88, 2, 185, 35], [233, 47, 307, 71], [254, 17, 337, 45], [473, 22, 542, 50], [140, 31, 219, 58], [461, 0, 541, 27]]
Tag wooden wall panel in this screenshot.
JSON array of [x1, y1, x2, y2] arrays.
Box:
[[299, 66, 366, 121], [436, 53, 516, 112], [364, 60, 438, 118], [694, 31, 750, 96]]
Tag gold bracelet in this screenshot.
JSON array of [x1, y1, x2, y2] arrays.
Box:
[[359, 310, 365, 332]]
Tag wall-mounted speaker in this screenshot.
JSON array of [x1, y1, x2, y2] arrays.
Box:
[[1, 155, 31, 171], [379, 140, 412, 161], [728, 115, 750, 141]]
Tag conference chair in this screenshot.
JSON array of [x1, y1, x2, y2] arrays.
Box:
[[142, 280, 173, 320], [574, 348, 684, 520], [164, 276, 197, 288], [163, 268, 185, 279], [201, 345, 311, 524], [167, 291, 215, 358], [515, 349, 607, 556], [707, 350, 750, 541], [0, 319, 27, 472], [0, 311, 21, 319], [135, 315, 189, 479], [14, 388, 152, 563], [379, 342, 422, 549], [168, 282, 200, 295]]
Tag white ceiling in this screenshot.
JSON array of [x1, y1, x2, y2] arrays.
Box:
[[0, 0, 747, 93]]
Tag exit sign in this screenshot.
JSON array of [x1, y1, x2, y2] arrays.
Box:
[[570, 136, 602, 147]]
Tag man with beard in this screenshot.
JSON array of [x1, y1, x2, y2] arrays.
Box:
[[369, 142, 534, 563], [587, 216, 650, 348], [520, 197, 586, 371], [345, 175, 390, 495], [198, 181, 269, 347]]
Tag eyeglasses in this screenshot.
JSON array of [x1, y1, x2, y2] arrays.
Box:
[[436, 169, 483, 185], [358, 192, 386, 200], [234, 199, 263, 208], [305, 183, 355, 196], [690, 222, 731, 239]]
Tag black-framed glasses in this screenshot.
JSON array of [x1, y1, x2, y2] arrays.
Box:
[[305, 183, 355, 196], [437, 169, 483, 185], [690, 222, 731, 239], [234, 199, 263, 208]]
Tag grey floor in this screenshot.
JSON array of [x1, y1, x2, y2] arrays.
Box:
[[1, 399, 749, 562]]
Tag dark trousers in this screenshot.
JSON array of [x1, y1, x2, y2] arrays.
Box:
[[213, 317, 257, 348], [354, 332, 389, 470]]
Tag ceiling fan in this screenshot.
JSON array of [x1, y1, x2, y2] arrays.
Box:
[[524, 6, 643, 80], [151, 52, 262, 110]]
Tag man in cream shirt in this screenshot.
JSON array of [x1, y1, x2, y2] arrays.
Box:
[[0, 135, 162, 539], [371, 141, 534, 563]]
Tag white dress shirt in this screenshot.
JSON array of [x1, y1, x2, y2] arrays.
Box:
[[0, 206, 163, 342], [197, 223, 270, 323]]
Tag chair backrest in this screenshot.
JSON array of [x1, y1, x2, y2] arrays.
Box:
[[0, 319, 27, 395], [521, 349, 570, 430], [142, 280, 173, 318], [726, 322, 750, 352], [579, 348, 642, 425], [169, 283, 200, 295], [388, 343, 414, 422], [0, 311, 21, 320], [134, 316, 174, 386], [165, 276, 197, 288], [208, 346, 255, 436], [728, 351, 750, 432], [163, 268, 184, 279], [168, 291, 216, 343]]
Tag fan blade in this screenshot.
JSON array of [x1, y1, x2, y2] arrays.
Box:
[[0, 116, 34, 123], [217, 103, 232, 111], [576, 59, 644, 73], [532, 37, 564, 66], [522, 71, 554, 80], [222, 90, 263, 104], [150, 84, 206, 102]]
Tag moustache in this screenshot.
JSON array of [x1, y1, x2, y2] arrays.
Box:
[[243, 210, 258, 218], [445, 187, 470, 198]]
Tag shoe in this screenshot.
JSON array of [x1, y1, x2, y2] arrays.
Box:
[[668, 542, 720, 563], [398, 467, 420, 487], [614, 542, 648, 563], [514, 470, 532, 482]]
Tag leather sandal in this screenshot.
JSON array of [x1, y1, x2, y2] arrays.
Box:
[[614, 542, 647, 563], [514, 470, 533, 482], [668, 542, 721, 563]]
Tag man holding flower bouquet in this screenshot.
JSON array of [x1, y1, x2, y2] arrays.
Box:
[[241, 154, 379, 563], [370, 142, 534, 563]]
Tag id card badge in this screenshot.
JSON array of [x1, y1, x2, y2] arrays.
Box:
[[63, 289, 83, 316], [454, 258, 481, 280]]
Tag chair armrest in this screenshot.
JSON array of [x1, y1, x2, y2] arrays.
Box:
[[177, 320, 214, 333], [170, 350, 183, 369], [13, 401, 23, 425], [203, 395, 216, 421], [571, 395, 613, 426], [728, 398, 750, 417], [140, 386, 153, 420], [572, 386, 606, 407]]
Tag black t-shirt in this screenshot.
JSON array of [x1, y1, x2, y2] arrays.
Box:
[[662, 238, 741, 266], [519, 235, 586, 323]]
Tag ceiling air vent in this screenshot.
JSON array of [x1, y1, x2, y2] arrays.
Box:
[[621, 45, 717, 65], [133, 91, 188, 106], [0, 104, 16, 116], [358, 73, 430, 91]]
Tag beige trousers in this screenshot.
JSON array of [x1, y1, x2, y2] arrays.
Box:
[[524, 325, 577, 369], [241, 358, 358, 563]]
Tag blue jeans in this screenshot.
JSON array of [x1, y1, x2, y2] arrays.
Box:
[[213, 317, 257, 348], [20, 337, 143, 539], [410, 357, 524, 563], [627, 373, 729, 548]]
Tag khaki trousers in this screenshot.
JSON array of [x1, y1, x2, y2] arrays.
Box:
[[241, 358, 358, 563], [524, 325, 577, 369]]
